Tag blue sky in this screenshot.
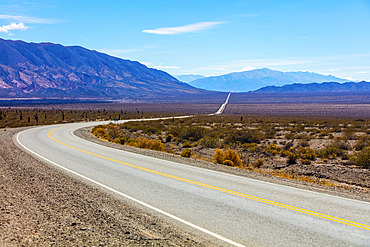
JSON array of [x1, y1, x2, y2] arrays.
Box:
[[0, 0, 370, 81]]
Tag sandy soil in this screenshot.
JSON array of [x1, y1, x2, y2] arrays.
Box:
[[0, 127, 210, 246]]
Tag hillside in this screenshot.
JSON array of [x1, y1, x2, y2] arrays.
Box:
[[175, 74, 206, 83], [0, 39, 208, 100], [254, 81, 370, 93], [188, 68, 347, 92]]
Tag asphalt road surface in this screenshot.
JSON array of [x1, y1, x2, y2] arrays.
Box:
[[15, 119, 370, 246]]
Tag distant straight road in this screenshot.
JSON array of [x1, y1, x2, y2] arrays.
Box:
[[15, 119, 370, 246]]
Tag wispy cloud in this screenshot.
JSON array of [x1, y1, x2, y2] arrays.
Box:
[[0, 14, 57, 24], [98, 49, 139, 56], [142, 21, 225, 35], [0, 23, 28, 33], [153, 65, 180, 69]]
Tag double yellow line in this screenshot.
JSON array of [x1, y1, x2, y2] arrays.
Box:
[[47, 126, 370, 231]]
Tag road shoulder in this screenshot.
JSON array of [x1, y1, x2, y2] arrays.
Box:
[[1, 127, 210, 246]]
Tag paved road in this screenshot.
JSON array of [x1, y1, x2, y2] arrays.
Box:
[[15, 120, 370, 246]]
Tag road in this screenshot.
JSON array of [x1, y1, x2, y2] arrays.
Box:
[[15, 119, 370, 246], [211, 92, 231, 115]]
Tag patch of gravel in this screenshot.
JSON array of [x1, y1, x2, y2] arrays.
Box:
[[76, 127, 370, 203], [0, 127, 211, 246]]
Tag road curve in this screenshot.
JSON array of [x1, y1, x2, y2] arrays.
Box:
[[15, 120, 370, 246]]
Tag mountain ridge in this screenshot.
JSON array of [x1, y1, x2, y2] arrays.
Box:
[[253, 81, 370, 93], [0, 38, 207, 100], [188, 68, 348, 92]]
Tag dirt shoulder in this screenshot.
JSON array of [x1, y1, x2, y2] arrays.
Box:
[[0, 127, 210, 246], [76, 127, 370, 203]]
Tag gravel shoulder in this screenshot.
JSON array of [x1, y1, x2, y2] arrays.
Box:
[[75, 127, 370, 203], [1, 127, 211, 246]]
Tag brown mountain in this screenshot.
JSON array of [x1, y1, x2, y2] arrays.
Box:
[[0, 38, 210, 100]]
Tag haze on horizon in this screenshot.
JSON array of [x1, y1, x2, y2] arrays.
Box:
[[0, 0, 369, 81]]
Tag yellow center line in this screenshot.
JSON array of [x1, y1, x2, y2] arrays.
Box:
[[47, 126, 370, 231]]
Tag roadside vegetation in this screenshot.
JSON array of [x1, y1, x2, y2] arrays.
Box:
[[0, 108, 172, 128], [93, 115, 370, 188]]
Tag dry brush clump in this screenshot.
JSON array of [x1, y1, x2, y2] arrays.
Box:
[[93, 115, 370, 186], [213, 148, 243, 167]]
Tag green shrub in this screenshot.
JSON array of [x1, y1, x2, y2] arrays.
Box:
[[166, 134, 174, 142], [182, 140, 192, 148], [287, 152, 298, 164], [298, 147, 315, 160], [245, 143, 259, 153], [253, 158, 264, 168], [318, 144, 343, 159], [107, 127, 120, 139], [114, 136, 127, 144], [283, 141, 294, 150], [351, 147, 370, 168], [182, 127, 205, 141], [181, 148, 194, 158], [225, 130, 264, 145], [201, 137, 221, 148], [354, 137, 370, 151]]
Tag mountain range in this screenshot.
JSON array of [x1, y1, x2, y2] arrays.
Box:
[[0, 38, 368, 102], [186, 68, 348, 92], [255, 81, 370, 93], [0, 38, 208, 100], [175, 74, 206, 83]]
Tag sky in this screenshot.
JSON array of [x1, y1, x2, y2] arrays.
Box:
[[0, 0, 370, 81]]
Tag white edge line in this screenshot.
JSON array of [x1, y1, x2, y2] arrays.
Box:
[[15, 129, 245, 247], [70, 123, 370, 206]]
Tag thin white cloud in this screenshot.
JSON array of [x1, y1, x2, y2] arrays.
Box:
[[143, 21, 225, 35], [358, 71, 368, 74], [0, 14, 57, 24], [153, 65, 180, 69], [98, 49, 139, 56], [0, 23, 28, 33]]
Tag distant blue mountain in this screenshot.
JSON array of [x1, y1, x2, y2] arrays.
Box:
[[254, 81, 370, 93], [188, 68, 348, 92], [175, 74, 206, 83]]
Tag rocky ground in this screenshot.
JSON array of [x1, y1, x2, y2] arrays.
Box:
[[0, 128, 211, 246]]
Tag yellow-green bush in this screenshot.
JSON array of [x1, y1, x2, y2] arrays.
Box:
[[181, 148, 194, 158], [213, 149, 225, 164], [213, 148, 243, 167], [93, 127, 106, 137], [264, 143, 280, 156], [136, 137, 166, 151], [245, 143, 259, 153]]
